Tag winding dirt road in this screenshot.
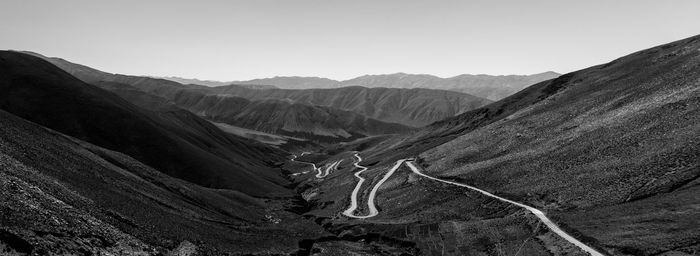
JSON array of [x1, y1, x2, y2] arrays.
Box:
[[289, 152, 342, 178], [338, 153, 604, 256], [342, 154, 406, 218], [316, 160, 342, 178], [289, 152, 317, 176], [403, 161, 604, 256]]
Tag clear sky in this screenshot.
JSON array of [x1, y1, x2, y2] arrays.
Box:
[[1, 0, 699, 81]]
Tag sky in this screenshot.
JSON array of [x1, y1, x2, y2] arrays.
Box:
[[1, 0, 699, 81]]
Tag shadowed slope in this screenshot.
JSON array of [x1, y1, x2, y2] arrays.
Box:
[[0, 51, 289, 197], [0, 109, 326, 254]]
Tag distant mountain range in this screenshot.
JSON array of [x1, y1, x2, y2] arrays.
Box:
[[161, 72, 559, 101], [210, 85, 491, 127], [157, 76, 232, 87], [27, 52, 484, 143], [164, 91, 415, 141], [2, 34, 699, 255]]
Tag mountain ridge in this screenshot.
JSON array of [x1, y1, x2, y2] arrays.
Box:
[[26, 52, 490, 129], [210, 84, 492, 127], [162, 71, 559, 100]]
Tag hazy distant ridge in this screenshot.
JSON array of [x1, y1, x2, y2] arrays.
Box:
[[163, 72, 559, 100]]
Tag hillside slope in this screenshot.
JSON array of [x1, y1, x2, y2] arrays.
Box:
[[0, 51, 289, 197], [415, 36, 700, 255], [338, 34, 700, 255], [212, 85, 492, 127], [0, 109, 326, 254]]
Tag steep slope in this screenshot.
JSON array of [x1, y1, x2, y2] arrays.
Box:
[[0, 109, 326, 254], [211, 85, 492, 127], [409, 35, 700, 255], [0, 51, 288, 197], [314, 34, 700, 255]]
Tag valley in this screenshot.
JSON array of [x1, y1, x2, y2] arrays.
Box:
[[278, 34, 700, 255], [1, 27, 698, 256]]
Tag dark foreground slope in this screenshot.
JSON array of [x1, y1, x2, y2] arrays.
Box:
[[0, 110, 327, 254], [0, 51, 288, 197]]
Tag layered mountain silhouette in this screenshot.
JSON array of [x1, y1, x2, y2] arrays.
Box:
[[210, 85, 491, 127], [342, 72, 560, 100], [189, 72, 557, 100], [29, 53, 489, 135], [156, 76, 234, 87], [230, 76, 340, 89]]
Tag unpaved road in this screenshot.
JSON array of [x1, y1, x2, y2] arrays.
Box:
[[404, 161, 605, 256], [342, 154, 405, 218], [289, 153, 317, 176], [338, 153, 604, 256], [316, 160, 342, 178], [289, 152, 342, 178]]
